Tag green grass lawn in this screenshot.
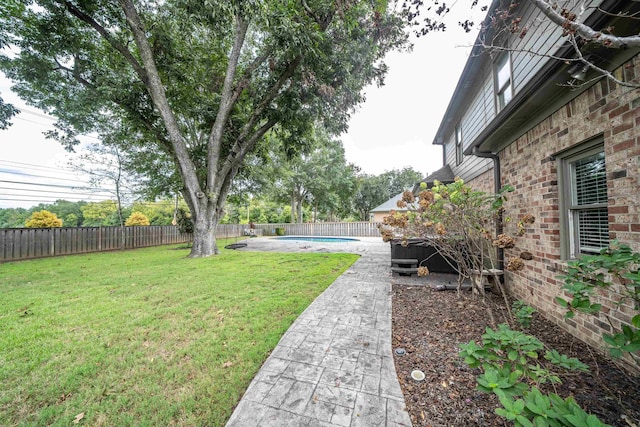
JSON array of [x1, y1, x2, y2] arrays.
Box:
[[0, 240, 359, 426]]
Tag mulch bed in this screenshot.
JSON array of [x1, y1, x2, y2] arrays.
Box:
[[391, 276, 640, 427]]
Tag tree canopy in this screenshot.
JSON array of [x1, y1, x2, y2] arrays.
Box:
[[353, 167, 422, 220], [1, 0, 408, 256]]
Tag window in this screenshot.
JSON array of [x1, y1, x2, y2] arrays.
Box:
[[455, 123, 463, 165], [558, 141, 609, 259], [494, 52, 512, 111]]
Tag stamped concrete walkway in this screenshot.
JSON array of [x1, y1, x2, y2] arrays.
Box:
[[225, 237, 412, 427]]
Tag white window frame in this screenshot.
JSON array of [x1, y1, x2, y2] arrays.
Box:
[[557, 139, 609, 259], [455, 123, 463, 165], [494, 52, 513, 112]]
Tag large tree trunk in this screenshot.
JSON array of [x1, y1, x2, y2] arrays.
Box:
[[189, 205, 220, 257]]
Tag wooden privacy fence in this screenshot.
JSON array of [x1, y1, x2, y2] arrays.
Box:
[[254, 221, 382, 237], [0, 226, 196, 262], [0, 222, 381, 262]]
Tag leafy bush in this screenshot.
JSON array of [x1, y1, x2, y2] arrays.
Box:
[[513, 300, 536, 328], [24, 210, 63, 228], [459, 324, 604, 427], [125, 212, 150, 226], [175, 208, 194, 234], [557, 240, 640, 364]]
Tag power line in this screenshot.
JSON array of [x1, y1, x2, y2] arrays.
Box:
[[0, 168, 90, 184], [0, 159, 77, 175], [0, 186, 114, 197], [13, 115, 54, 128], [10, 113, 102, 141], [0, 179, 109, 191], [17, 107, 56, 121], [0, 196, 113, 202], [0, 160, 124, 184]]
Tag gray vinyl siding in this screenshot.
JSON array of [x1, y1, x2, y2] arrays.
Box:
[[465, 1, 567, 145], [444, 136, 493, 183], [440, 1, 599, 181], [463, 71, 493, 151], [509, 1, 567, 92]]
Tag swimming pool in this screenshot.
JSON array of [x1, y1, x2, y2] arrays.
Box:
[[274, 236, 360, 243]]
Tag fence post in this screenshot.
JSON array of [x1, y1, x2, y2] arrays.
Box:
[[49, 228, 55, 257]]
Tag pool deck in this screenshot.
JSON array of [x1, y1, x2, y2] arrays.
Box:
[[225, 236, 413, 427]]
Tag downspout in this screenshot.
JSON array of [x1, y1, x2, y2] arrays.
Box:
[[472, 147, 504, 271]]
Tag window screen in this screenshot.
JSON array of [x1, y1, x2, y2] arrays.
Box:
[[569, 149, 608, 255]]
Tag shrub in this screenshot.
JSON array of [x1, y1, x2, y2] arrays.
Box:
[[459, 324, 606, 427], [513, 300, 536, 329], [175, 208, 193, 234], [557, 240, 640, 365], [24, 210, 63, 228], [378, 178, 533, 298], [125, 212, 150, 226]]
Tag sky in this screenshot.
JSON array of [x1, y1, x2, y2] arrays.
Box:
[[341, 27, 479, 177], [0, 7, 483, 209]]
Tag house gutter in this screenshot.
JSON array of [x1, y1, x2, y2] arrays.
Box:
[[471, 147, 504, 271]]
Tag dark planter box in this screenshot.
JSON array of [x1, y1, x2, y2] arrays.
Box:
[[390, 238, 457, 274]]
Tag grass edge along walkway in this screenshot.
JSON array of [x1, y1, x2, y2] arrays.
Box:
[[0, 241, 359, 426]]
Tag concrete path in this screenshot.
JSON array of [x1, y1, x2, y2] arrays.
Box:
[[225, 237, 412, 427]]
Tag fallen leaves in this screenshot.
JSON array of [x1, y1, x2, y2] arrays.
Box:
[[73, 412, 84, 424]]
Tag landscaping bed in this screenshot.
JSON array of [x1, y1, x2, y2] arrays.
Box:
[[391, 279, 640, 427]]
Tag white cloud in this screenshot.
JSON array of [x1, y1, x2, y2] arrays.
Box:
[[340, 23, 481, 176]]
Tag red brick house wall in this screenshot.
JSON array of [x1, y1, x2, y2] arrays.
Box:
[[471, 56, 640, 370]]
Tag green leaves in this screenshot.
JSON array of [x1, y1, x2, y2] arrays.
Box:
[[544, 349, 588, 372], [459, 324, 609, 427], [494, 387, 613, 427], [513, 300, 536, 328], [556, 240, 640, 362], [477, 366, 528, 397]]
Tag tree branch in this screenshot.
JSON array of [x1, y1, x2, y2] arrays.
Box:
[[208, 13, 249, 193], [476, 41, 639, 88], [60, 0, 148, 84], [530, 0, 640, 48], [213, 54, 303, 197], [214, 117, 277, 218], [53, 57, 97, 89], [117, 0, 202, 214]]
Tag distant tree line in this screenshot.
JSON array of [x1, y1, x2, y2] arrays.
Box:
[[0, 166, 423, 228]]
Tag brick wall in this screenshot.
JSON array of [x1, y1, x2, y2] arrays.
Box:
[[467, 169, 494, 194], [469, 56, 640, 371]]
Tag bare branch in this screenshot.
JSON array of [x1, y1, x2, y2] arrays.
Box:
[[530, 0, 640, 48], [476, 40, 640, 88]]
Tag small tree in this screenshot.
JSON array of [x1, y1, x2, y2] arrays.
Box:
[[379, 178, 534, 302], [24, 210, 63, 228], [125, 212, 150, 226]]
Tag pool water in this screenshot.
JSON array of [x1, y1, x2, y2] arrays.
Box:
[[274, 236, 360, 243]]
